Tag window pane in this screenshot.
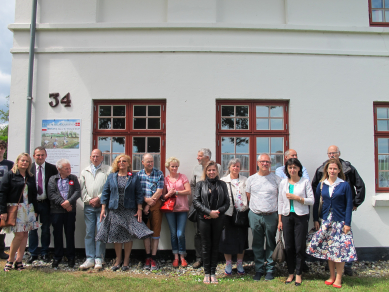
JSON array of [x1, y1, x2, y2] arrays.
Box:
[[270, 106, 283, 117], [377, 120, 389, 131], [377, 107, 389, 119], [99, 118, 111, 129], [113, 118, 125, 129], [236, 118, 249, 129], [236, 154, 249, 171], [271, 137, 284, 153], [386, 10, 389, 21], [271, 154, 284, 172], [148, 106, 160, 116], [257, 137, 269, 153], [112, 137, 125, 153], [221, 137, 235, 153], [236, 137, 249, 153], [222, 106, 234, 117], [153, 155, 161, 170], [222, 118, 234, 130], [379, 172, 389, 187], [222, 154, 235, 173], [98, 137, 111, 152], [99, 106, 111, 116], [148, 137, 160, 153], [133, 118, 146, 129], [134, 105, 146, 116], [102, 154, 110, 166], [112, 154, 119, 162], [270, 119, 283, 130], [256, 106, 269, 117], [113, 106, 125, 116], [148, 118, 160, 129], [133, 137, 145, 153], [132, 154, 143, 171], [256, 118, 269, 130], [378, 155, 389, 170], [378, 138, 389, 153], [386, 0, 389, 8], [236, 106, 248, 117], [372, 0, 383, 8], [372, 10, 383, 22]]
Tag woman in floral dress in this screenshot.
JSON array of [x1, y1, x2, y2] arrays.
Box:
[[0, 153, 39, 271], [307, 158, 357, 288]]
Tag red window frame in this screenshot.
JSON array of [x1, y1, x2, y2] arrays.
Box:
[[374, 102, 389, 192], [369, 0, 389, 27]]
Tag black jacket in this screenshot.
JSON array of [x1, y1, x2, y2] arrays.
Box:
[[0, 170, 38, 214], [312, 158, 365, 208], [47, 174, 81, 213], [31, 162, 58, 194], [193, 179, 230, 219]]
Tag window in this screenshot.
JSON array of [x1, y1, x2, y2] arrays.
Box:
[[216, 101, 289, 177], [374, 103, 389, 191], [369, 0, 389, 26], [93, 100, 166, 172]]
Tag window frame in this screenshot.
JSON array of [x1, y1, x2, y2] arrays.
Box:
[[369, 0, 389, 27], [374, 102, 389, 192]]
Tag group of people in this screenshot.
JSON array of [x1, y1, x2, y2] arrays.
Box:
[[0, 143, 365, 289]]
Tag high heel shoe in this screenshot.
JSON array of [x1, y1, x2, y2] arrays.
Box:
[[325, 279, 335, 285], [4, 261, 13, 272], [285, 276, 294, 284], [111, 263, 122, 271]]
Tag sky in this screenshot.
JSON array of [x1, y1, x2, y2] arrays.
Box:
[[0, 0, 15, 115]]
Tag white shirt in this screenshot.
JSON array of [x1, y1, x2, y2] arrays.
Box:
[[35, 162, 46, 200], [323, 177, 344, 197]]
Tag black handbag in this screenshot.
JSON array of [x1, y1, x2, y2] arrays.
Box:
[[187, 203, 197, 222], [229, 183, 249, 227]]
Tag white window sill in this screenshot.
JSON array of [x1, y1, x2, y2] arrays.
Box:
[[372, 194, 389, 207]]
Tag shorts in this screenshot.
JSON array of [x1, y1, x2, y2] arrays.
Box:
[[143, 199, 163, 239]]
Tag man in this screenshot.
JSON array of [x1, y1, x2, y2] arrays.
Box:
[[189, 148, 222, 269], [0, 140, 14, 259], [26, 146, 58, 263], [312, 145, 365, 276], [79, 149, 111, 270], [275, 149, 310, 180], [138, 153, 164, 271], [246, 153, 281, 281]]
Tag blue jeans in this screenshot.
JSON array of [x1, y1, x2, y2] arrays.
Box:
[[165, 212, 188, 255], [84, 204, 106, 260], [29, 200, 51, 256]]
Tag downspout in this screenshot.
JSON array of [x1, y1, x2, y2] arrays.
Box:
[[25, 0, 38, 153]]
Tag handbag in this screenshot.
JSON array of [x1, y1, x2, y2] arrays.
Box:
[[229, 183, 249, 227], [187, 203, 197, 222], [0, 178, 26, 228], [160, 196, 176, 213], [272, 230, 286, 263], [318, 182, 324, 218]]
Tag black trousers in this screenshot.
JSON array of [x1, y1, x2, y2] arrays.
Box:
[[51, 212, 76, 260], [194, 220, 202, 261], [198, 215, 224, 275], [0, 233, 5, 253], [282, 213, 309, 275]]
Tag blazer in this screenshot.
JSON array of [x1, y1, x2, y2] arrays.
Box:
[[278, 177, 314, 216], [47, 174, 81, 213], [0, 170, 38, 214], [31, 162, 58, 196], [100, 172, 143, 210]]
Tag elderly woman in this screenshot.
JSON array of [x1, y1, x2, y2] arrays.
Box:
[[96, 154, 153, 271], [307, 158, 357, 288], [0, 153, 39, 271], [193, 160, 230, 284], [277, 158, 314, 286], [220, 158, 249, 276], [162, 157, 191, 268], [47, 159, 81, 269]]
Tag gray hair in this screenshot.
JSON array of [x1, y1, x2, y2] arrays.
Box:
[[56, 158, 71, 169], [142, 153, 153, 161], [198, 148, 211, 159], [224, 158, 241, 176], [257, 153, 270, 161]]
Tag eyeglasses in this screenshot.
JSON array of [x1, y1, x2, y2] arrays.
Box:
[[259, 161, 271, 164], [327, 152, 339, 155]]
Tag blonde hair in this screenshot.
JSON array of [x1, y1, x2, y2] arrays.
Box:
[[320, 158, 345, 182], [12, 153, 33, 176], [165, 157, 180, 169], [201, 160, 219, 181], [111, 154, 132, 173]]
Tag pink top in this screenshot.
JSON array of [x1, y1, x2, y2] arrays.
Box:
[[164, 174, 189, 212]]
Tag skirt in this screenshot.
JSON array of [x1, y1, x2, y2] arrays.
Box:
[[219, 215, 249, 254], [0, 202, 40, 233], [306, 212, 357, 263], [96, 207, 153, 243]]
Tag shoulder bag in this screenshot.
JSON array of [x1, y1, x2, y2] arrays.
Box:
[[0, 178, 26, 228], [272, 230, 286, 263], [160, 195, 176, 213]]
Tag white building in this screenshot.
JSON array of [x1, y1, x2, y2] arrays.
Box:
[[7, 0, 389, 257]]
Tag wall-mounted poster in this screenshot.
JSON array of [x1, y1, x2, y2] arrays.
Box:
[[41, 119, 81, 176]]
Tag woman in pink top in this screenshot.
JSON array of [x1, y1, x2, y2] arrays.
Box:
[[162, 157, 191, 268]]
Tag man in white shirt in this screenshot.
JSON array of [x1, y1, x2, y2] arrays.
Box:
[[275, 149, 310, 181], [246, 153, 281, 281]]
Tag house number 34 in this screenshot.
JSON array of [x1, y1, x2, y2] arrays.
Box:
[[49, 92, 71, 107]]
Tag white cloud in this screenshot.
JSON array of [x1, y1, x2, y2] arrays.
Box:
[[0, 71, 11, 85]]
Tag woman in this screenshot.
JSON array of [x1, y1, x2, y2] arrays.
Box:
[[47, 159, 81, 268], [193, 160, 230, 284], [96, 154, 153, 271], [162, 157, 191, 268], [0, 153, 39, 271], [277, 158, 314, 286], [220, 158, 249, 276], [306, 158, 356, 288]]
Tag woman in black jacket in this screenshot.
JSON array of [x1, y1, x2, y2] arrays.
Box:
[[0, 153, 39, 271], [193, 160, 229, 284]]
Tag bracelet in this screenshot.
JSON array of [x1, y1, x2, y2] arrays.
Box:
[[175, 191, 178, 195], [138, 207, 143, 210]]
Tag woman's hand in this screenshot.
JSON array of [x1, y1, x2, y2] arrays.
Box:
[[343, 225, 351, 234], [209, 210, 220, 219], [166, 188, 175, 198], [135, 208, 142, 223], [285, 193, 297, 200], [35, 213, 38, 217], [314, 221, 320, 230], [0, 213, 7, 221], [100, 207, 106, 222], [277, 221, 283, 231]]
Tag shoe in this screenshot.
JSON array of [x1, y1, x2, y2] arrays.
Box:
[[224, 262, 232, 275], [143, 258, 151, 270], [80, 259, 95, 270], [333, 283, 342, 288], [14, 261, 25, 271], [27, 255, 38, 264], [265, 272, 274, 281], [203, 274, 210, 284], [121, 265, 130, 271], [68, 259, 75, 268], [52, 259, 61, 268], [172, 259, 179, 268], [253, 272, 263, 281], [94, 258, 103, 270], [192, 260, 202, 269], [150, 259, 159, 271], [325, 279, 335, 285], [237, 262, 245, 275], [344, 266, 353, 276], [285, 276, 294, 284], [295, 282, 302, 286], [0, 252, 9, 260], [181, 258, 188, 268], [111, 264, 121, 271], [4, 261, 13, 272], [210, 275, 219, 284], [41, 254, 50, 263]]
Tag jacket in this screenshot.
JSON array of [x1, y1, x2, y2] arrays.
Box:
[[80, 164, 111, 204], [220, 174, 248, 216], [0, 170, 38, 214], [278, 177, 314, 216], [193, 179, 230, 219], [100, 172, 143, 210], [312, 158, 365, 208], [47, 174, 81, 213]]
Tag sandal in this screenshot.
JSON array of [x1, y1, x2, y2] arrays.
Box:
[[4, 261, 13, 272], [210, 275, 219, 284], [14, 261, 25, 271], [203, 274, 210, 284]]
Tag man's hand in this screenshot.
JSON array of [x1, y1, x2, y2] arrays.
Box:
[[145, 197, 156, 207], [89, 197, 100, 208]]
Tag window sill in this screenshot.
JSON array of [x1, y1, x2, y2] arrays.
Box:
[[372, 194, 389, 207]]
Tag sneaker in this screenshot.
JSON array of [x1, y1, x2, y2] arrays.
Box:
[[80, 259, 95, 270], [192, 260, 202, 269], [150, 259, 159, 271], [253, 272, 263, 281], [265, 272, 274, 281], [225, 262, 232, 275], [94, 258, 103, 270], [143, 258, 151, 270], [237, 262, 245, 275]]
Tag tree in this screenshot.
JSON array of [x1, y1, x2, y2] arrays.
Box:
[[0, 96, 9, 143]]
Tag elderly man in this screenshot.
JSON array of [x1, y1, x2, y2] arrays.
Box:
[[312, 145, 365, 276], [138, 153, 164, 271], [275, 149, 310, 180], [47, 159, 81, 268], [27, 147, 58, 264], [246, 153, 281, 281], [79, 149, 111, 270], [189, 148, 222, 269]]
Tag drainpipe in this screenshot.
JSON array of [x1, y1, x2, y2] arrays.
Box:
[[25, 0, 38, 154]]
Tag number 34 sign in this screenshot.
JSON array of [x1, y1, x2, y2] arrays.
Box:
[[49, 92, 71, 107]]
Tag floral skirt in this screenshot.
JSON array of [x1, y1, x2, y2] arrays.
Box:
[[0, 203, 40, 233], [306, 212, 357, 263]]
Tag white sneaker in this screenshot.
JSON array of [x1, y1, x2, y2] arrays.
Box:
[[80, 259, 95, 270], [94, 258, 103, 270]]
